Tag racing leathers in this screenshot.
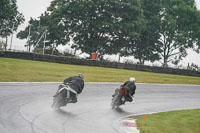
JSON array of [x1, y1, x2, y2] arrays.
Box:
[[55, 76, 84, 103], [121, 81, 136, 103]]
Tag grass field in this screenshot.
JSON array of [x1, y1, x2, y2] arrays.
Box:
[[0, 57, 200, 84], [135, 109, 200, 133]]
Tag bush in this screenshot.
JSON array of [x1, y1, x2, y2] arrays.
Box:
[[187, 63, 200, 71]]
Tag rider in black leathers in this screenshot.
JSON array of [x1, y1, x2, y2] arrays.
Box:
[[121, 77, 136, 103], [54, 73, 84, 103], [112, 77, 136, 104]]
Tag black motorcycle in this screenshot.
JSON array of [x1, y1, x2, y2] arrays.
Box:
[[51, 84, 77, 111], [111, 86, 127, 109]]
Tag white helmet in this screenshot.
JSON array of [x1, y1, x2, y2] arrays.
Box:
[[130, 77, 136, 82]]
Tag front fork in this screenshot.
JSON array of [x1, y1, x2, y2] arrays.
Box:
[[121, 96, 126, 104]]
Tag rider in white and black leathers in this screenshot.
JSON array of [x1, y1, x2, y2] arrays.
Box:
[[55, 73, 84, 103], [120, 77, 136, 103]]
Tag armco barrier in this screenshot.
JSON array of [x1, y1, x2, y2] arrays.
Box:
[[0, 51, 199, 77]]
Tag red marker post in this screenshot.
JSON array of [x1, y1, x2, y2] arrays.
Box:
[[91, 53, 97, 60]]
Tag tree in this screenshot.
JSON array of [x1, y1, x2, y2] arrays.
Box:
[[17, 18, 42, 52], [105, 0, 145, 60], [0, 0, 24, 50], [133, 0, 162, 64], [45, 8, 69, 55], [0, 40, 6, 50], [159, 0, 200, 67], [17, 10, 68, 54], [17, 17, 50, 52], [48, 0, 144, 58]]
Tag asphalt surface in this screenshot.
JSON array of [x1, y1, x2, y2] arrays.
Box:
[[0, 82, 200, 133]]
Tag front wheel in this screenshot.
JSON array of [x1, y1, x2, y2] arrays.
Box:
[[51, 94, 65, 111], [111, 94, 122, 109]]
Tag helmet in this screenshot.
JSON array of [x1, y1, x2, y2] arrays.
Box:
[[77, 73, 84, 79], [129, 77, 136, 82]]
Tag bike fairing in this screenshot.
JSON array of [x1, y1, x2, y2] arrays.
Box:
[[57, 84, 77, 101]]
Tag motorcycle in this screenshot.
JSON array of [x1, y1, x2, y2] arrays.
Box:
[[111, 86, 128, 109], [51, 84, 77, 111]]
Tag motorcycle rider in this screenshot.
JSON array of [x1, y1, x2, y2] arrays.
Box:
[[54, 73, 84, 103], [121, 77, 136, 103], [113, 77, 136, 104]]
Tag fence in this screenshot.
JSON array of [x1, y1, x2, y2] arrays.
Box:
[[0, 51, 199, 77]]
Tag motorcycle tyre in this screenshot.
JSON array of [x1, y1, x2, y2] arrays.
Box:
[[111, 94, 122, 109], [51, 94, 65, 111]]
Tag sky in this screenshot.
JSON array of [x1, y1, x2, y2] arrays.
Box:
[[8, 0, 52, 50], [7, 0, 200, 67]]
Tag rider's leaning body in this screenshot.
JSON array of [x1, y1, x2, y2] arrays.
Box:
[[120, 77, 136, 102], [55, 73, 84, 103], [63, 74, 84, 94]]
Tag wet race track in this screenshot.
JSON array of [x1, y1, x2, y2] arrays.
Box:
[[0, 82, 200, 133]]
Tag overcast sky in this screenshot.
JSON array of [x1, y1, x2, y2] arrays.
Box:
[[10, 0, 200, 67]]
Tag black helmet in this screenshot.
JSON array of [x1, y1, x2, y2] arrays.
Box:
[[77, 73, 84, 79]]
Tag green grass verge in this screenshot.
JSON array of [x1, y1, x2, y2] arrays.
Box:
[[0, 57, 200, 84], [135, 109, 200, 133]]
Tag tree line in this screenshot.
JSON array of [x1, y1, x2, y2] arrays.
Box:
[[0, 0, 24, 50], [1, 0, 200, 67]]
